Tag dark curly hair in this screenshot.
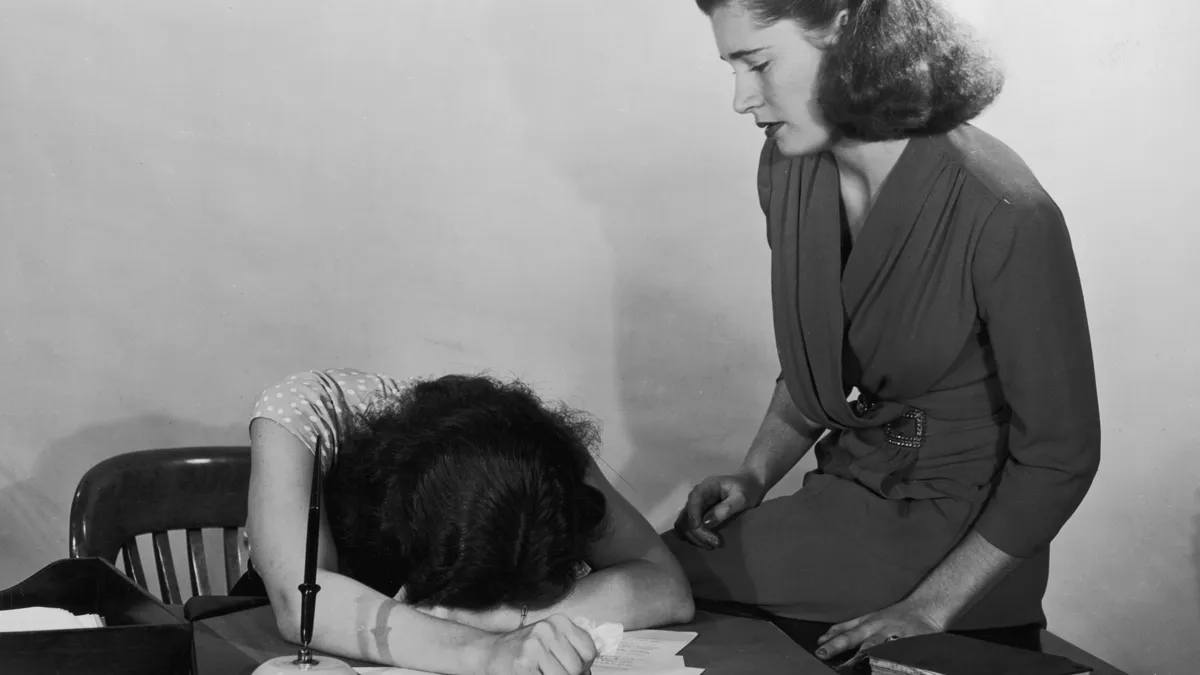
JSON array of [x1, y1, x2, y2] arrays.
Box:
[[696, 0, 1004, 141], [324, 374, 609, 611]]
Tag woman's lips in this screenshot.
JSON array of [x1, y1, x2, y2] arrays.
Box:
[[761, 122, 784, 137]]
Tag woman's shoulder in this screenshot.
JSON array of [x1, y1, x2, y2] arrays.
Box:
[[934, 125, 1058, 211], [251, 368, 408, 461], [256, 368, 406, 398]]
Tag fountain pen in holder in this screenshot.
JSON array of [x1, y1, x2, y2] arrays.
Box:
[[254, 437, 356, 674]]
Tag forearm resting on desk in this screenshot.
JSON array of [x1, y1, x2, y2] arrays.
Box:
[[273, 569, 495, 674], [522, 558, 693, 629], [738, 379, 825, 492], [907, 529, 1023, 629], [815, 529, 1025, 661]]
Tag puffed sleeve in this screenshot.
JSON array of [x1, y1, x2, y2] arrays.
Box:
[[970, 196, 1102, 558], [250, 367, 404, 471]]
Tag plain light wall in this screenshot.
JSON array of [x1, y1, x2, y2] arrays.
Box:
[[0, 2, 1195, 672]]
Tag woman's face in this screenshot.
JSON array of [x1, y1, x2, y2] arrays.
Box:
[[709, 3, 838, 156]]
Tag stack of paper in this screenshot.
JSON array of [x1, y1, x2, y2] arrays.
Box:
[[356, 627, 702, 675], [592, 628, 701, 675], [0, 607, 106, 632]]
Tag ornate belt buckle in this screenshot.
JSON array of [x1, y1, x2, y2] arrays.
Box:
[[885, 408, 926, 449]]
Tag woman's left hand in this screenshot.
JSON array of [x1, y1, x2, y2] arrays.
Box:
[[815, 599, 946, 665]]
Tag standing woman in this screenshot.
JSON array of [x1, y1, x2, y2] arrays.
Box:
[[670, 0, 1101, 664]]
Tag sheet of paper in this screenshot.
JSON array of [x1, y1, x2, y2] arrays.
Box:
[[593, 655, 685, 671], [593, 655, 702, 673], [0, 607, 105, 632], [592, 629, 701, 674], [597, 668, 704, 675], [599, 629, 697, 662], [74, 613, 105, 628]]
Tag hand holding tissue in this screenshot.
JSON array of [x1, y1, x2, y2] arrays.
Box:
[[570, 616, 624, 656]]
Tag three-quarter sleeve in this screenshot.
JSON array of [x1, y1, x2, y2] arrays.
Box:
[[970, 196, 1102, 558]]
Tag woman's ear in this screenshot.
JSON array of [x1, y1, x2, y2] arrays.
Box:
[[393, 585, 408, 603], [819, 8, 851, 47]]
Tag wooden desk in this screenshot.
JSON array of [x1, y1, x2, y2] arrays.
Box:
[[1042, 632, 1128, 675], [188, 600, 1128, 675], [195, 606, 833, 675]]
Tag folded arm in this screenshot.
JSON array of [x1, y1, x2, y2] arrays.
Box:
[[247, 418, 501, 673], [426, 457, 696, 632], [249, 406, 693, 671], [511, 458, 695, 629]]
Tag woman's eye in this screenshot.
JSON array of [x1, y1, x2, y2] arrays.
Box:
[[750, 62, 769, 73]]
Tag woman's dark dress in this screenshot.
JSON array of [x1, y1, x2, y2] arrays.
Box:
[[666, 125, 1101, 632]]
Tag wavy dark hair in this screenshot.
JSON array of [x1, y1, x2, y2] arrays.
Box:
[[325, 374, 608, 611], [696, 0, 1004, 141]]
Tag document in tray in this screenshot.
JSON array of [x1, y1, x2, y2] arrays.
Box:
[[0, 607, 106, 632]]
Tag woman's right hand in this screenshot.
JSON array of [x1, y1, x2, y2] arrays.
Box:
[[673, 472, 766, 549], [481, 614, 598, 675]]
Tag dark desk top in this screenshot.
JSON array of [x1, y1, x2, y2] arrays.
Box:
[[1042, 632, 1128, 675], [188, 597, 1128, 675], [195, 605, 834, 675]]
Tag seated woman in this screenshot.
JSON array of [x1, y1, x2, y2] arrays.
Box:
[[669, 0, 1101, 666], [241, 368, 693, 675]]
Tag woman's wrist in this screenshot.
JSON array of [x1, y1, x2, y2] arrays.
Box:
[[461, 633, 498, 675], [898, 589, 954, 632], [735, 463, 769, 497]]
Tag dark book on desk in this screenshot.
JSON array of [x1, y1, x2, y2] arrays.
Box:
[[863, 633, 1091, 675]]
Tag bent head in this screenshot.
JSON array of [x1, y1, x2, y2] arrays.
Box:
[[705, 0, 844, 156], [326, 374, 608, 611], [697, 0, 1004, 155]]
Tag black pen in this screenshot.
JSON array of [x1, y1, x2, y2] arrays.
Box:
[[296, 436, 324, 665]]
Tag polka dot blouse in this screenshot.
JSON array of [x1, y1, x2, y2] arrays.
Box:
[[250, 367, 406, 471]]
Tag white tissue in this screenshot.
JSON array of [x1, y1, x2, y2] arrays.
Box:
[[571, 616, 624, 656]]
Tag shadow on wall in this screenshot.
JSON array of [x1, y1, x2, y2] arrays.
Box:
[[485, 3, 773, 522], [1195, 487, 1200, 619], [0, 413, 246, 588]]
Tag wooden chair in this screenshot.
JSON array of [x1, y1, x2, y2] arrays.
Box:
[[68, 446, 252, 604]]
